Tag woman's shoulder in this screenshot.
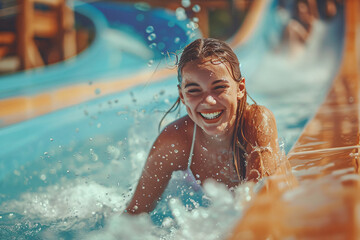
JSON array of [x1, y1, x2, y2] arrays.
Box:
[[160, 115, 194, 138], [152, 115, 194, 170], [245, 104, 276, 122], [244, 104, 277, 146], [155, 115, 194, 151]]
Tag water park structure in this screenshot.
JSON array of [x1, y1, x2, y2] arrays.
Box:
[[0, 0, 359, 239]]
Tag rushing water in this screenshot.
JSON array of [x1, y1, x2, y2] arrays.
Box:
[[0, 1, 344, 239]]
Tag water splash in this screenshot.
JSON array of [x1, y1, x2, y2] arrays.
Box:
[[175, 7, 187, 21]]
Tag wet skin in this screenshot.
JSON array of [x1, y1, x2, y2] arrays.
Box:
[[179, 58, 245, 139], [126, 58, 279, 214]]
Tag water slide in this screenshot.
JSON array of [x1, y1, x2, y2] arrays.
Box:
[[0, 0, 348, 238], [0, 1, 198, 126], [229, 1, 360, 239]]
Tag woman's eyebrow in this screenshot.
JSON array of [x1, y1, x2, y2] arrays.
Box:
[[184, 82, 200, 88], [212, 79, 228, 85]]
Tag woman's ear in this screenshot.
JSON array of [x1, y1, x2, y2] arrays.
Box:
[[178, 85, 185, 105], [237, 77, 245, 100]]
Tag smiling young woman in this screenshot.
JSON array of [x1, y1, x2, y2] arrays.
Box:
[[125, 38, 280, 214]]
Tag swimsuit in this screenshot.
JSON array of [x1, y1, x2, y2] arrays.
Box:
[[183, 124, 202, 191]]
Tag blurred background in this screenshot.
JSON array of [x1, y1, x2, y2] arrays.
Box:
[[0, 0, 253, 75], [0, 0, 347, 239]]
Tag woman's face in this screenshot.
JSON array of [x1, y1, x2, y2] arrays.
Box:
[[179, 57, 245, 137]]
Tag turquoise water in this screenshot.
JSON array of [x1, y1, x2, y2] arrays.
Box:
[[0, 1, 344, 239]]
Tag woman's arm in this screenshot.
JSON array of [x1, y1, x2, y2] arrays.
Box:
[[125, 121, 190, 214], [244, 105, 280, 181]]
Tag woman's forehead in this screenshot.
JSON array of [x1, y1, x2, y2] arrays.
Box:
[[182, 58, 232, 80]]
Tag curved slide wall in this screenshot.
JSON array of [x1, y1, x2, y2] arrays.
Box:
[[0, 1, 200, 126], [229, 1, 359, 239]]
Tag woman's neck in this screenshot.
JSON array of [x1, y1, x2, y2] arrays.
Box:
[[198, 126, 233, 151]]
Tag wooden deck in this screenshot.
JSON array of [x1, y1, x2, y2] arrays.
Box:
[[0, 0, 77, 70], [229, 0, 360, 239]]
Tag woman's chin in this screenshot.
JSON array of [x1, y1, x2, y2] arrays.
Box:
[[199, 124, 230, 138]]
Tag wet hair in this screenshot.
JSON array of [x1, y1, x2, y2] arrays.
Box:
[[159, 38, 253, 181]]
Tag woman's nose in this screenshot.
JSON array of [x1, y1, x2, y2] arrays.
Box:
[[204, 95, 216, 105]]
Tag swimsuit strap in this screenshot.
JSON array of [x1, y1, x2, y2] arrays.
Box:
[[188, 124, 197, 169]]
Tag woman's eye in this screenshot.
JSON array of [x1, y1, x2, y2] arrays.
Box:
[[214, 85, 227, 90], [187, 89, 201, 93]]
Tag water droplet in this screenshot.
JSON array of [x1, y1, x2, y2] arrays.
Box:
[[49, 138, 54, 142], [181, 0, 191, 8], [95, 88, 101, 95], [40, 174, 46, 181], [44, 152, 48, 155], [148, 59, 154, 67], [192, 4, 201, 12], [192, 17, 199, 23], [147, 33, 156, 41], [187, 21, 198, 30], [174, 37, 180, 43], [146, 26, 154, 33], [175, 7, 187, 21], [148, 43, 156, 49], [89, 137, 93, 141], [174, 149, 178, 153]]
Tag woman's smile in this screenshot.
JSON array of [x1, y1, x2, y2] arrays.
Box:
[[199, 110, 224, 121], [200, 111, 223, 120], [179, 57, 244, 136]]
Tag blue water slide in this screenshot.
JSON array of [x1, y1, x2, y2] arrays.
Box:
[[0, 1, 282, 185], [0, 1, 198, 98]]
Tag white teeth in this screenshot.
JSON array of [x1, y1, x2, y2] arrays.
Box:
[[200, 111, 222, 120]]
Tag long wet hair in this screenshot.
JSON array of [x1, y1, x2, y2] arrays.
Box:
[[159, 38, 253, 181]]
